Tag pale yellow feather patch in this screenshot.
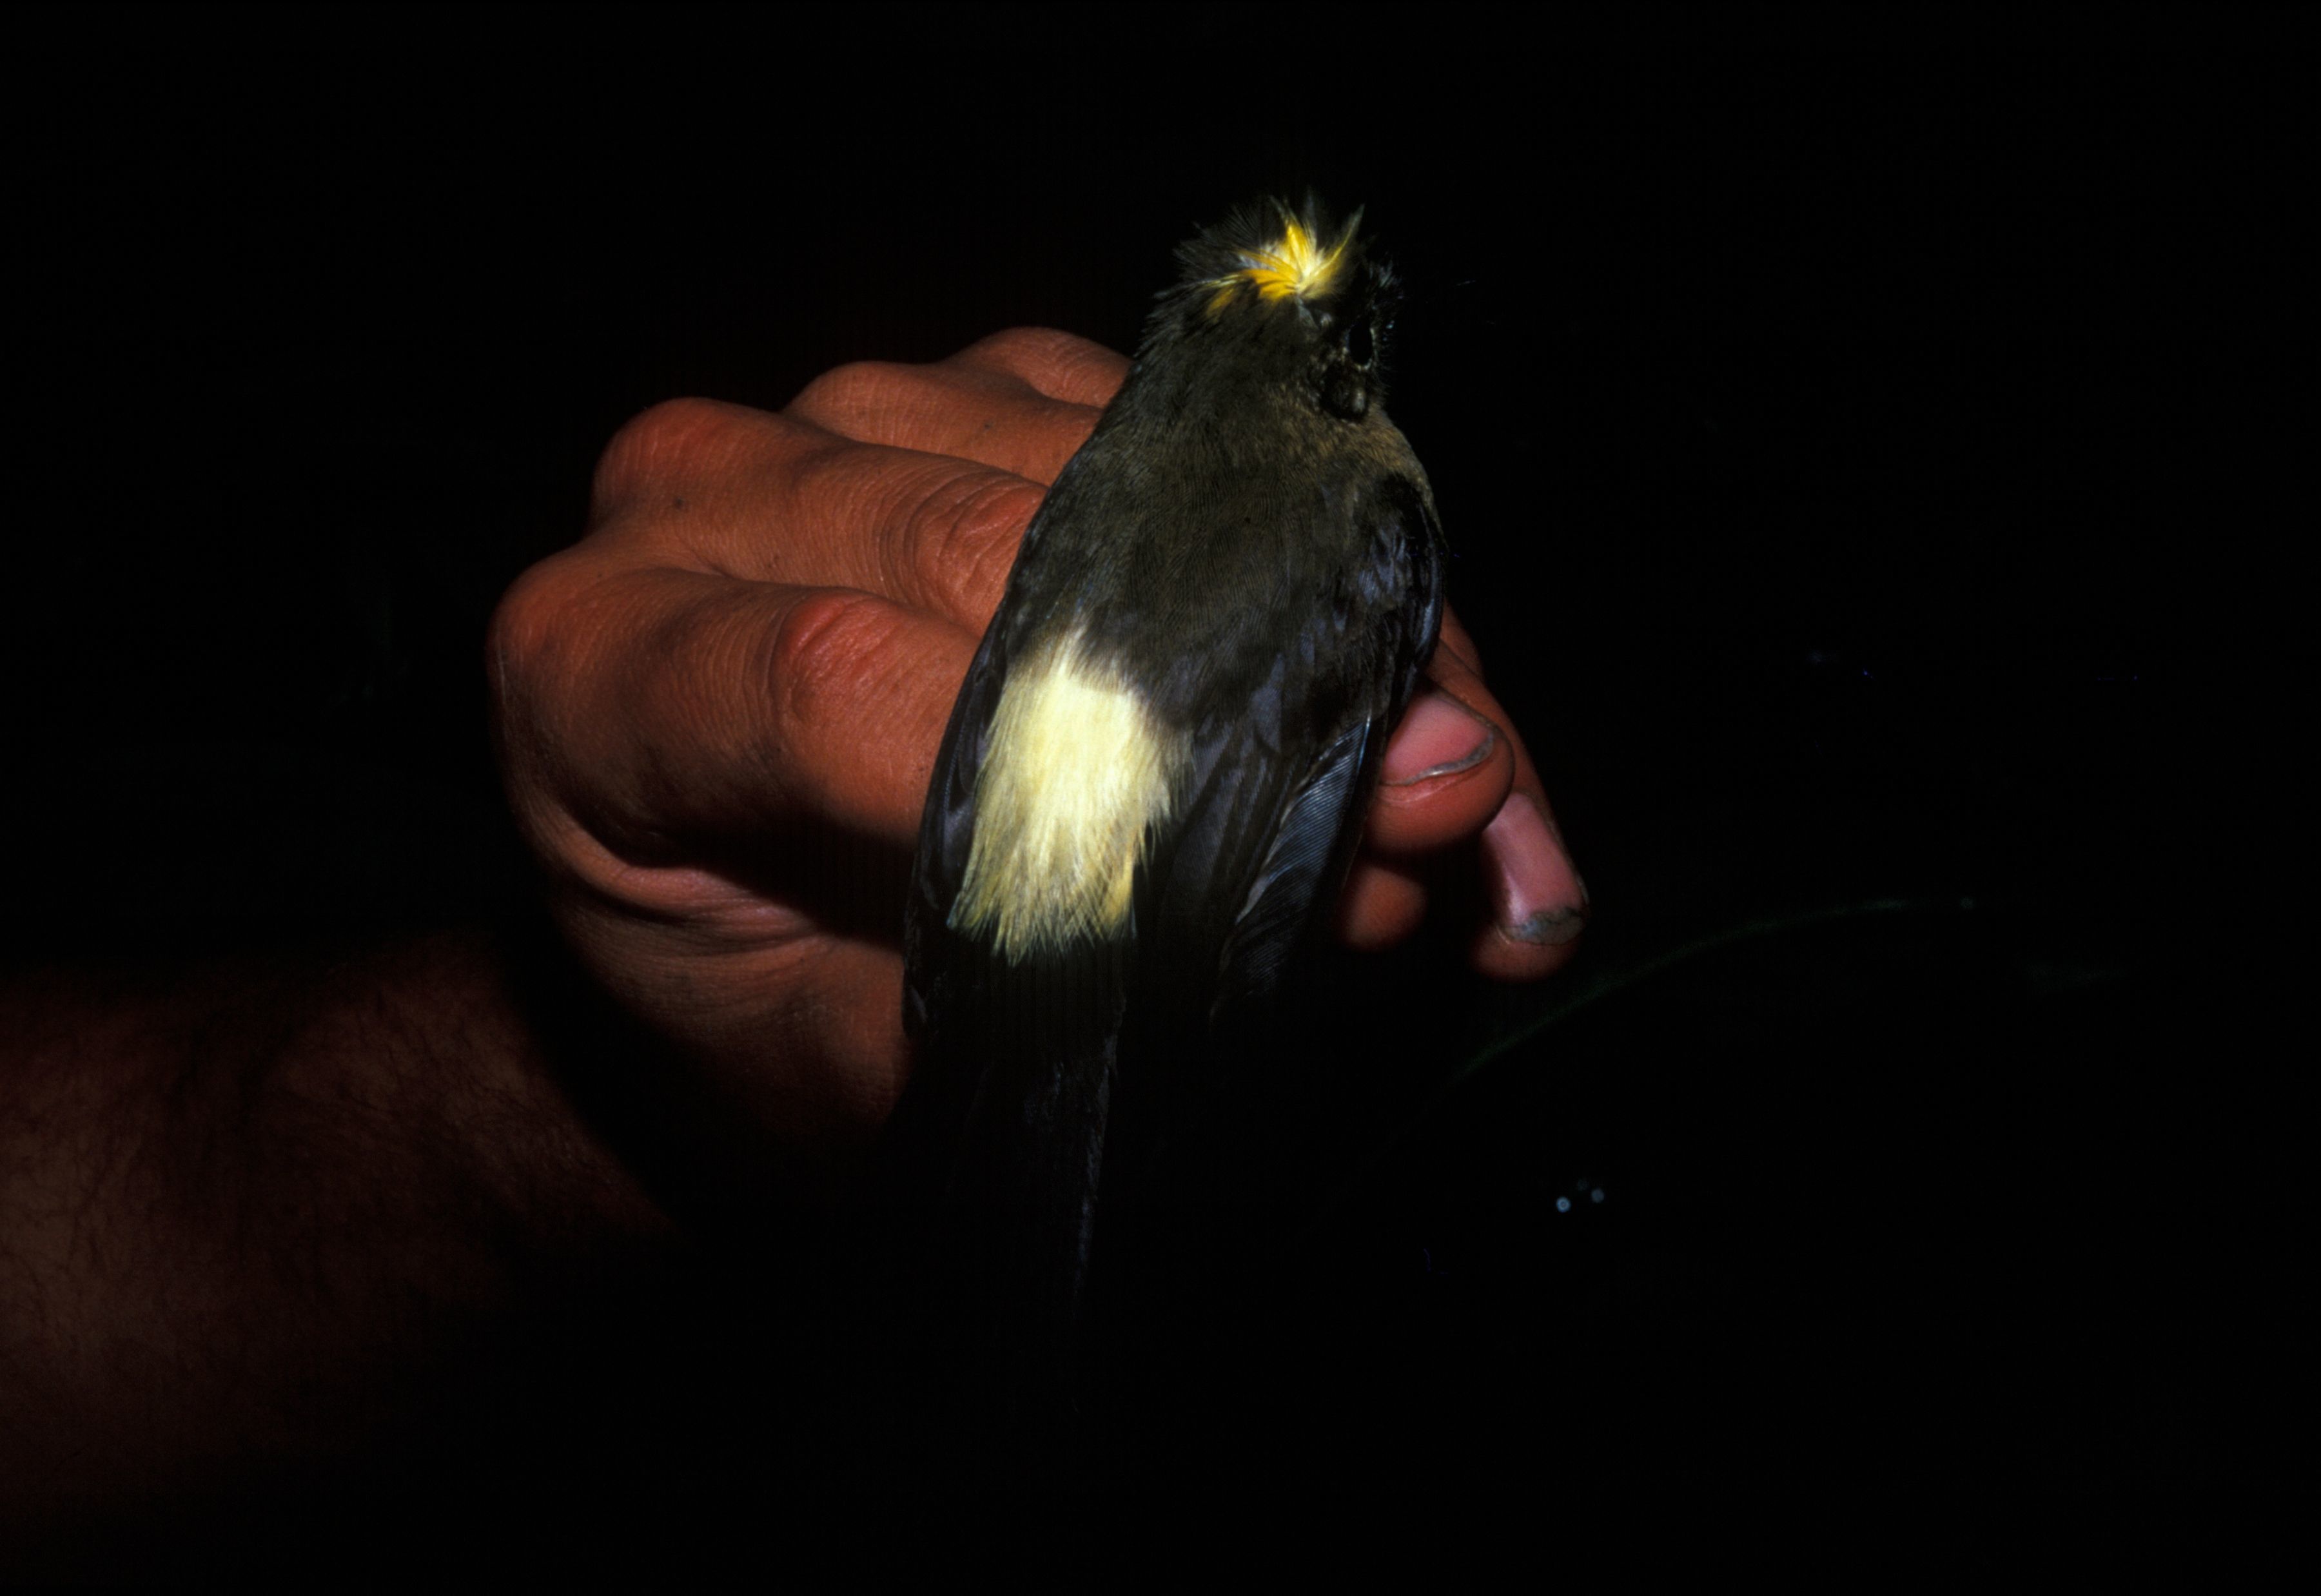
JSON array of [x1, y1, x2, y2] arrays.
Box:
[[1206, 212, 1357, 315], [951, 631, 1184, 961]]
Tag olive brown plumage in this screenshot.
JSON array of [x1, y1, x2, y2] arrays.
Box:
[[899, 197, 1445, 1461]]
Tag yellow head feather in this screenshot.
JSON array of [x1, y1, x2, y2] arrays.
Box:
[[1205, 209, 1360, 315]]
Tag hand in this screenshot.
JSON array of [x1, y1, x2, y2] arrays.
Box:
[[489, 330, 1584, 1173]]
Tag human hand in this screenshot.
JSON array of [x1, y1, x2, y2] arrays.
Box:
[[489, 330, 1583, 1175]]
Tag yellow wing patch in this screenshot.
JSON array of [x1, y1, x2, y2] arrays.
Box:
[[951, 631, 1185, 961], [1206, 211, 1358, 315]]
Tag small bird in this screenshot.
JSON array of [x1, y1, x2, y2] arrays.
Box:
[[900, 196, 1445, 1450]]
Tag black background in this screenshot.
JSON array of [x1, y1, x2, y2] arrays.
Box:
[[3, 1, 2305, 1562]]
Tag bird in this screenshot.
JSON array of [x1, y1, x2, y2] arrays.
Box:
[[897, 195, 1445, 1459]]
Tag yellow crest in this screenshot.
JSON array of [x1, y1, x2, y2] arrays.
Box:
[[1206, 209, 1360, 315]]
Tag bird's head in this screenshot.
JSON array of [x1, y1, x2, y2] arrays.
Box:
[[1152, 195, 1398, 422]]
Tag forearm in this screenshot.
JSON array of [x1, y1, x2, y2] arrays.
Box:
[[0, 929, 672, 1544]]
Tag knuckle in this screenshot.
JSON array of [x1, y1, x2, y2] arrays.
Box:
[[486, 552, 609, 803], [906, 468, 1042, 612], [959, 327, 1124, 402], [963, 326, 1090, 373], [591, 396, 747, 511], [487, 550, 585, 687], [788, 360, 913, 425], [765, 588, 905, 728]]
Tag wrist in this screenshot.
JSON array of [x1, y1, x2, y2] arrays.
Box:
[[0, 927, 672, 1554]]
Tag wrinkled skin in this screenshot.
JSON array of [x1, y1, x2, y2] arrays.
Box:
[[489, 329, 1587, 1186]]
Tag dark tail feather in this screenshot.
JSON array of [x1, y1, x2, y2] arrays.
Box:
[[893, 935, 1127, 1483]]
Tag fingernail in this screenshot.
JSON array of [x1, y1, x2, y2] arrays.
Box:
[[1383, 694, 1496, 785], [1484, 793, 1589, 945]]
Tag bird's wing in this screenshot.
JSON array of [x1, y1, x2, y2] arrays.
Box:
[[896, 584, 1131, 1465], [1153, 469, 1445, 1023], [903, 587, 1135, 1193]]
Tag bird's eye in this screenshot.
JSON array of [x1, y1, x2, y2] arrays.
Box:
[[1347, 316, 1375, 367]]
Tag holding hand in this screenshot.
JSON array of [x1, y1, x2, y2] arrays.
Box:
[[489, 330, 1584, 1169]]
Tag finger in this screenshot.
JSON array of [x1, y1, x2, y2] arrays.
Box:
[[587, 397, 1039, 630], [495, 554, 976, 860], [1364, 605, 1510, 854], [1366, 688, 1514, 855], [558, 901, 912, 1153], [785, 329, 1121, 486], [1427, 619, 1589, 977], [945, 327, 1131, 409], [1472, 788, 1588, 980], [1333, 857, 1427, 951], [1434, 607, 1485, 678], [1353, 606, 1588, 978]]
